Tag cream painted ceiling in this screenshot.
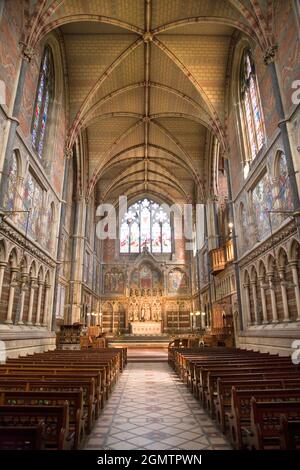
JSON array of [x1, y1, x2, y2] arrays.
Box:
[[25, 0, 273, 204]]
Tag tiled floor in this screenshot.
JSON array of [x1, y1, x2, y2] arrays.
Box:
[[84, 361, 231, 450]]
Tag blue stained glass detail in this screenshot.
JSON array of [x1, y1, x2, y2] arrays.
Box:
[[241, 51, 264, 162], [31, 47, 54, 159]]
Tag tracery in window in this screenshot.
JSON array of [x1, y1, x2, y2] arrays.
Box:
[[120, 199, 172, 254], [31, 47, 54, 159], [240, 50, 265, 167]]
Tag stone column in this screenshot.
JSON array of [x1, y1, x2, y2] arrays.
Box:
[[42, 283, 51, 326], [35, 280, 44, 326], [27, 278, 38, 325], [0, 262, 7, 300], [279, 269, 290, 322], [5, 268, 18, 324], [51, 147, 73, 330], [290, 261, 300, 321], [243, 282, 252, 326], [112, 302, 118, 334], [251, 280, 259, 325], [69, 195, 87, 324], [267, 273, 278, 323], [124, 304, 129, 330], [17, 284, 27, 324], [259, 276, 268, 324], [224, 158, 243, 331]]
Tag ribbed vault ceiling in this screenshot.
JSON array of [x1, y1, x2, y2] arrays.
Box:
[[25, 0, 274, 204]]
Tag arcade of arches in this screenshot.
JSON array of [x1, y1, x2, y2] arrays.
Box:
[[0, 0, 300, 359]]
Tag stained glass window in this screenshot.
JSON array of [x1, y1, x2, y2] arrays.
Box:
[[120, 198, 172, 254], [4, 152, 18, 211], [22, 172, 43, 239], [252, 173, 273, 240], [241, 50, 265, 163], [31, 46, 54, 159], [277, 153, 293, 213]]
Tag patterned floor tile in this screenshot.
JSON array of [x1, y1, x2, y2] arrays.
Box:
[[84, 360, 232, 450]]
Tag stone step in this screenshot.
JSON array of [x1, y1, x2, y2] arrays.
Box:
[[109, 342, 170, 348]]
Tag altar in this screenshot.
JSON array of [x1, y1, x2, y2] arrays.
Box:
[[130, 321, 162, 336]]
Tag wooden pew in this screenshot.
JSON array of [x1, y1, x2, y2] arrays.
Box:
[[0, 367, 103, 419], [0, 390, 84, 449], [228, 389, 300, 449], [205, 365, 300, 414], [0, 423, 45, 450], [214, 377, 300, 433], [0, 403, 72, 450], [3, 361, 108, 402], [280, 416, 300, 450], [0, 377, 96, 434], [248, 398, 300, 450], [196, 365, 295, 410]]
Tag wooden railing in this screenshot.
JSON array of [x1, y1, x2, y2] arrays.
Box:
[[210, 239, 234, 274], [225, 239, 234, 262], [211, 247, 226, 273]]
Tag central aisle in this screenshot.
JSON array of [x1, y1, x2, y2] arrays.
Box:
[[85, 359, 231, 450]]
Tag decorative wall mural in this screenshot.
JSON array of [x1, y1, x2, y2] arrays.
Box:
[[104, 269, 125, 294], [168, 269, 188, 293], [277, 153, 293, 213], [129, 263, 161, 291], [140, 265, 152, 288], [252, 173, 273, 240], [130, 270, 139, 288]]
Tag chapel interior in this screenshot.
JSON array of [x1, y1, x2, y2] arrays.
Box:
[[0, 0, 300, 452]]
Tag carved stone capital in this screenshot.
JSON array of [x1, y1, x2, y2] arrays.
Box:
[[20, 43, 36, 62], [64, 147, 73, 160], [264, 45, 278, 65]]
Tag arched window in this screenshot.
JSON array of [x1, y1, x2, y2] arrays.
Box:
[[240, 49, 264, 169], [120, 198, 172, 254], [31, 46, 54, 159], [4, 151, 18, 210]]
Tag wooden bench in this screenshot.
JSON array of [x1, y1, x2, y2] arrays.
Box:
[[280, 416, 300, 450], [0, 377, 96, 434], [0, 403, 72, 450], [214, 377, 300, 433], [0, 367, 103, 419], [0, 423, 45, 450], [227, 389, 300, 449], [205, 364, 300, 415], [0, 390, 84, 449]]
